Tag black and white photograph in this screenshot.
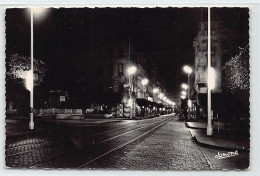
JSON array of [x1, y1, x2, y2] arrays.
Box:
[[5, 7, 250, 170]]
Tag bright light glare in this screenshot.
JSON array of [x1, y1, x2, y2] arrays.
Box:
[[127, 66, 137, 75], [181, 95, 186, 99], [183, 65, 193, 74], [181, 83, 188, 90], [141, 78, 149, 85], [25, 70, 33, 91], [172, 102, 176, 105], [153, 88, 159, 94], [208, 67, 216, 90], [188, 100, 192, 107], [31, 8, 46, 15], [181, 91, 187, 96], [159, 93, 164, 98], [127, 99, 133, 107]]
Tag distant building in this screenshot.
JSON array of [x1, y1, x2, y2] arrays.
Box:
[[111, 44, 172, 118]]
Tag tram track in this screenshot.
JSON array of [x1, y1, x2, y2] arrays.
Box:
[[34, 114, 175, 168], [77, 115, 174, 168], [6, 114, 175, 168]]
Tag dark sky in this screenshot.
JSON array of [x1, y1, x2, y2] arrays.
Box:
[[6, 7, 249, 98]]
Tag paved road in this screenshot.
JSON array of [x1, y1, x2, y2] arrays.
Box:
[[5, 114, 249, 170]]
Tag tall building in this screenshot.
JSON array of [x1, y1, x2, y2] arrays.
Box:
[[193, 21, 234, 116]]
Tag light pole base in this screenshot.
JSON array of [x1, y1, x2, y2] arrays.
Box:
[[29, 112, 34, 130], [207, 126, 213, 136]]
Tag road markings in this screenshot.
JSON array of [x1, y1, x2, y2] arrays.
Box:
[[77, 116, 174, 168]]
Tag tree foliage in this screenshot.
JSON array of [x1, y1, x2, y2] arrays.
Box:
[[223, 45, 249, 92], [6, 54, 47, 84]]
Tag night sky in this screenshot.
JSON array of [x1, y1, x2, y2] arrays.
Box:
[[6, 7, 249, 98]]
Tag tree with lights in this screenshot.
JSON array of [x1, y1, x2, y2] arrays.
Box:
[[223, 45, 250, 126], [223, 45, 249, 92], [6, 54, 47, 85]]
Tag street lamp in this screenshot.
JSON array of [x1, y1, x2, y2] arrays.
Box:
[[29, 8, 46, 130], [153, 88, 159, 94], [183, 65, 193, 120], [159, 93, 164, 99], [127, 66, 137, 75], [208, 67, 216, 90], [127, 65, 137, 119], [141, 78, 148, 86], [181, 95, 186, 99], [181, 83, 188, 90], [181, 91, 187, 96], [183, 65, 192, 74]]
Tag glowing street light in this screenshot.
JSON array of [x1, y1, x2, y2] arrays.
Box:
[[141, 78, 149, 85], [183, 65, 193, 74], [208, 67, 216, 90], [181, 83, 188, 90], [141, 78, 148, 98], [153, 88, 159, 94], [127, 98, 133, 107], [181, 91, 187, 96], [127, 66, 137, 75], [127, 65, 137, 119], [159, 93, 164, 99], [181, 95, 186, 99], [25, 70, 33, 91], [188, 100, 192, 107], [183, 65, 193, 120]]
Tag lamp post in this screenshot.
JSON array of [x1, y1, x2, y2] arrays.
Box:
[[28, 8, 46, 130], [207, 7, 213, 136], [29, 9, 34, 130], [183, 65, 193, 120], [127, 66, 137, 119]]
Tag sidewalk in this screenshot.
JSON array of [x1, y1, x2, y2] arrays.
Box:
[[186, 122, 250, 152]]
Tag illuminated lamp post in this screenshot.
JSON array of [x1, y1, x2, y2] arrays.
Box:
[[127, 65, 137, 119], [183, 65, 193, 120], [29, 8, 47, 130]]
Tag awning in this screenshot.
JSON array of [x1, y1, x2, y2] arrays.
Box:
[[157, 103, 165, 108], [136, 98, 149, 106]]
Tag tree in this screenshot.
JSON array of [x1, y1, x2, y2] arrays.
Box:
[[6, 54, 47, 85], [223, 45, 249, 92], [223, 45, 250, 123]]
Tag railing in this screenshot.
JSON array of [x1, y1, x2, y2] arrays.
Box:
[[34, 108, 83, 115]]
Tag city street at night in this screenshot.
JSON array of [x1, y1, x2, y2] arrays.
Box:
[[5, 114, 249, 169], [5, 7, 250, 170]]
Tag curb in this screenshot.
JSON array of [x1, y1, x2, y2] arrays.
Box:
[[191, 133, 249, 152], [185, 122, 232, 132], [186, 123, 249, 152]]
